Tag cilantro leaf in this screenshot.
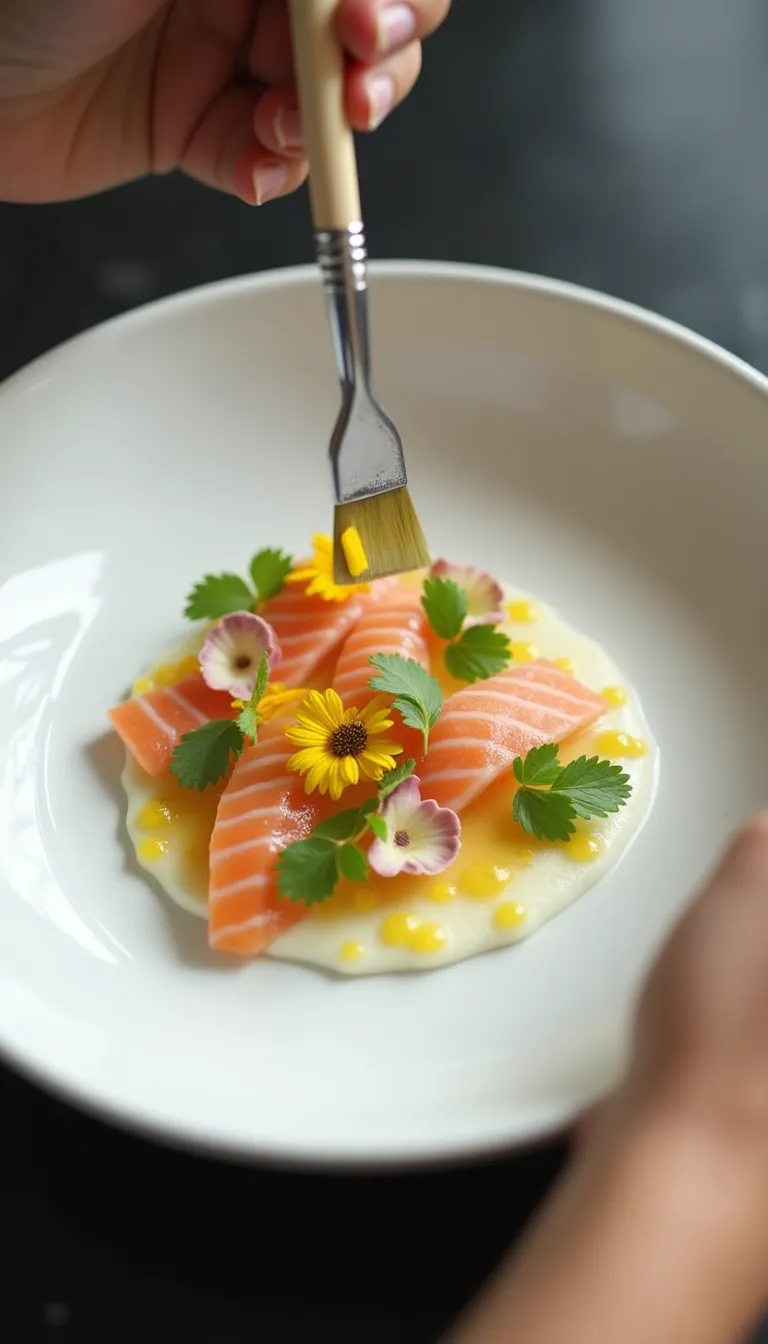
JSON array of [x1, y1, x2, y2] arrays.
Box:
[[235, 654, 270, 742], [368, 654, 443, 752], [170, 719, 244, 791], [338, 844, 368, 883], [513, 786, 577, 842], [184, 573, 253, 621], [276, 838, 339, 905], [512, 743, 562, 789], [378, 758, 417, 799], [250, 548, 293, 603], [367, 814, 387, 841], [445, 625, 511, 683], [551, 755, 632, 819], [421, 576, 467, 640], [313, 807, 370, 843]]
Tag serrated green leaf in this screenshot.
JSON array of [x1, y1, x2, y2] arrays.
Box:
[[421, 576, 468, 640], [513, 787, 576, 842], [378, 759, 417, 799], [276, 838, 339, 905], [368, 654, 443, 752], [512, 743, 562, 788], [184, 573, 253, 621], [445, 625, 511, 683], [170, 719, 244, 791], [367, 814, 387, 841], [250, 548, 293, 602], [313, 808, 369, 843], [235, 654, 271, 743], [338, 844, 368, 883], [552, 755, 632, 819]]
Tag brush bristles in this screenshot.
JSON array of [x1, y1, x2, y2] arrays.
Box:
[[333, 488, 430, 584]]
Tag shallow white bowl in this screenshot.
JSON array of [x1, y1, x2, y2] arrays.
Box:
[[1, 262, 766, 1167]]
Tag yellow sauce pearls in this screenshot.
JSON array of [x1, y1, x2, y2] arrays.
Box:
[[510, 641, 540, 664], [132, 675, 155, 696], [566, 832, 605, 864], [493, 902, 527, 931], [602, 685, 628, 708], [137, 801, 176, 830], [379, 912, 448, 956], [340, 940, 365, 963], [429, 881, 457, 904], [554, 657, 576, 675], [137, 836, 169, 862], [595, 730, 647, 759], [507, 600, 540, 624], [132, 655, 200, 697], [460, 852, 532, 899]]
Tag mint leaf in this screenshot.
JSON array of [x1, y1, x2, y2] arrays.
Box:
[[421, 576, 467, 640], [276, 838, 339, 905], [184, 573, 253, 621], [338, 844, 368, 883], [378, 758, 417, 799], [313, 807, 370, 843], [170, 719, 244, 790], [250, 548, 293, 602], [552, 755, 632, 819], [367, 814, 387, 841], [513, 787, 576, 843], [513, 743, 562, 789], [445, 625, 511, 683], [368, 654, 443, 752]]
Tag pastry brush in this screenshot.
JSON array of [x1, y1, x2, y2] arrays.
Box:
[[288, 0, 430, 585]]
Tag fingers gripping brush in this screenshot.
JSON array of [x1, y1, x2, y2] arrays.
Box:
[[288, 0, 430, 585]]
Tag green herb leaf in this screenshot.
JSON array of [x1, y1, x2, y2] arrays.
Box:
[[337, 844, 368, 883], [184, 573, 253, 621], [235, 654, 271, 742], [512, 742, 562, 789], [368, 654, 443, 752], [551, 755, 632, 819], [445, 625, 512, 683], [276, 838, 340, 905], [250, 548, 293, 603], [421, 576, 468, 640], [170, 719, 244, 791], [313, 807, 370, 843], [367, 814, 387, 841], [513, 786, 577, 843], [378, 759, 417, 799]]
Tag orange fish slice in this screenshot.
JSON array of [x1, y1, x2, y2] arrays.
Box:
[[108, 676, 236, 778], [418, 661, 606, 813], [208, 719, 342, 955], [265, 585, 366, 686], [333, 582, 430, 707]]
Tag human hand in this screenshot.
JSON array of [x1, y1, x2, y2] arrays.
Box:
[[0, 0, 449, 204]]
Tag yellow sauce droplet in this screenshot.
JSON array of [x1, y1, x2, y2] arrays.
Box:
[[602, 685, 628, 708], [138, 836, 169, 862], [429, 881, 457, 904], [340, 940, 364, 962], [152, 663, 179, 688], [510, 641, 540, 664], [352, 888, 380, 913], [461, 862, 513, 899], [567, 833, 605, 863], [409, 922, 448, 954], [137, 801, 176, 830], [132, 675, 154, 696], [341, 526, 369, 578], [494, 902, 527, 931], [380, 912, 422, 947], [554, 657, 576, 674], [507, 600, 540, 624], [177, 654, 201, 679], [595, 730, 647, 759]]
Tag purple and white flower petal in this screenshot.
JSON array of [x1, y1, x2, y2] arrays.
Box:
[[199, 611, 281, 699], [368, 775, 462, 878], [430, 558, 504, 625]]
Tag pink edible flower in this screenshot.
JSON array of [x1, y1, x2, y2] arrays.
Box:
[[430, 558, 504, 625], [199, 612, 281, 699], [368, 776, 461, 878]]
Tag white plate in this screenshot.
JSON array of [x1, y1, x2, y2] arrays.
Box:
[[1, 262, 766, 1167]]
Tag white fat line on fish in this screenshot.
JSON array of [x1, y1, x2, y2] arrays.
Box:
[[210, 909, 284, 942], [210, 872, 271, 900], [213, 804, 280, 829], [135, 697, 177, 739]]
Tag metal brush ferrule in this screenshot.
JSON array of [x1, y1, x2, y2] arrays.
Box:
[[315, 223, 371, 395]]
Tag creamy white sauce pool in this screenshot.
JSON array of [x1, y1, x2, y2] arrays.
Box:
[[121, 590, 656, 976]]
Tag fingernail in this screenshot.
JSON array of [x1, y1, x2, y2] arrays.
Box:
[[274, 106, 303, 150], [377, 3, 417, 54], [253, 162, 286, 206], [365, 73, 396, 130]]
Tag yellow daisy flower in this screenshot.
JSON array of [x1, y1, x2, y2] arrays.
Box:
[[286, 533, 369, 603], [285, 689, 402, 801], [256, 683, 309, 723]]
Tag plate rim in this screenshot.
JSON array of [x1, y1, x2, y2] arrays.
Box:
[[1, 259, 767, 1169]]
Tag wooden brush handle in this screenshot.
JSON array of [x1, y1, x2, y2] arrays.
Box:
[[288, 0, 362, 229]]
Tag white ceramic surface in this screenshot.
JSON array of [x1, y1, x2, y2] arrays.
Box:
[[1, 263, 766, 1167]]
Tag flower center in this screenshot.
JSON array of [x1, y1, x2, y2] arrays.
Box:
[[394, 829, 410, 848], [233, 655, 252, 671], [330, 721, 368, 758]]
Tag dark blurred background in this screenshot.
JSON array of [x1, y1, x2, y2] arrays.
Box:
[[2, 0, 768, 1340]]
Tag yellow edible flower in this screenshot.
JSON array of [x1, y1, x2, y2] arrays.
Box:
[[285, 689, 402, 801], [257, 683, 310, 723], [286, 533, 369, 603]]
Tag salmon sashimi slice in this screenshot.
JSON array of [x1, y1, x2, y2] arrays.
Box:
[[262, 585, 366, 688], [418, 661, 607, 814], [108, 676, 236, 778], [333, 583, 431, 707], [208, 719, 341, 956]]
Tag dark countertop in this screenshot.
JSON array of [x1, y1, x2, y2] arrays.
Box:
[[1, 1, 767, 1339]]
